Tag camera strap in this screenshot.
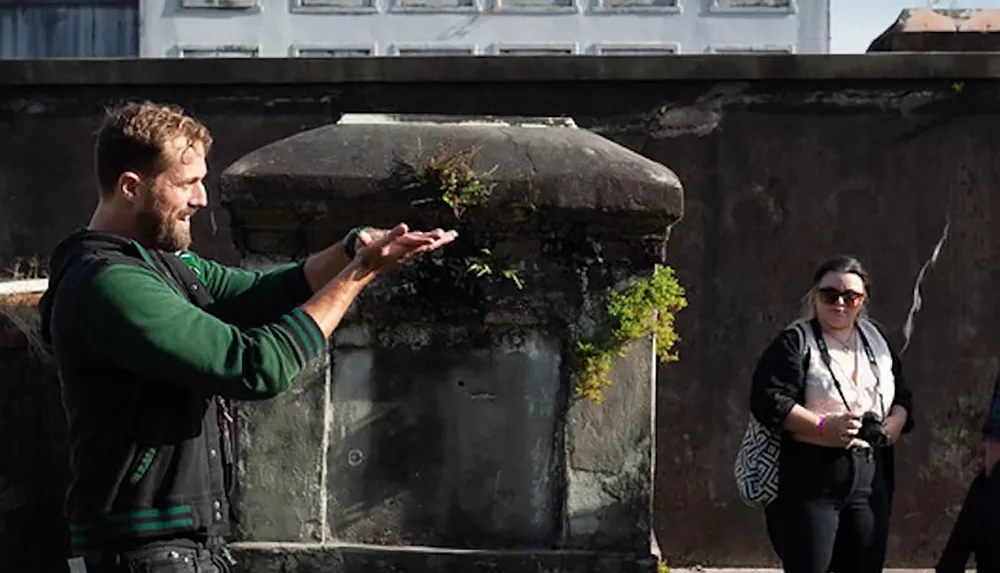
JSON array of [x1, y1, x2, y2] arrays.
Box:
[[809, 318, 886, 419]]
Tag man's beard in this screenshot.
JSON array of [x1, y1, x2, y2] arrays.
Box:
[[136, 194, 194, 252]]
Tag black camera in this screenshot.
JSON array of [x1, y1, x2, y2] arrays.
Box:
[[856, 411, 888, 448]]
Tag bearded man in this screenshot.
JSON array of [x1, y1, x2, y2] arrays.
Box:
[[39, 101, 456, 573]]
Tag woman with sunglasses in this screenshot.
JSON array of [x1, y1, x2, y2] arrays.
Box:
[[749, 255, 914, 573]]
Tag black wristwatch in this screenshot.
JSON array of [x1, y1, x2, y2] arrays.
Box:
[[342, 227, 362, 259]]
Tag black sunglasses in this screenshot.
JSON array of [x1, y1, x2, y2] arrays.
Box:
[[817, 287, 865, 307]]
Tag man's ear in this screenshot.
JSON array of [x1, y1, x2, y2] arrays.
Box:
[[117, 172, 142, 202]]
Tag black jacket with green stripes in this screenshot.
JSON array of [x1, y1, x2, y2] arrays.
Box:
[[39, 230, 325, 553]]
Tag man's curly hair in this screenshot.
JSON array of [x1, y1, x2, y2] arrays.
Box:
[[94, 101, 213, 197]]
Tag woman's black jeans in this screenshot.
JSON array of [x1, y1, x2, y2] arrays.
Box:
[[765, 439, 890, 573]]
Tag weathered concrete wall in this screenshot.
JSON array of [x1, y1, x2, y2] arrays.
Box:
[[650, 86, 978, 567], [2, 55, 999, 569]]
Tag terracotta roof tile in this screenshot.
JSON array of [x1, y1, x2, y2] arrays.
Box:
[[868, 8, 1000, 52]]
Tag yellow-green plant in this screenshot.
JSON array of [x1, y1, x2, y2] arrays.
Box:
[[573, 264, 687, 404]]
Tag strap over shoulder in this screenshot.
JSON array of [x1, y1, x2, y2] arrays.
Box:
[[151, 250, 215, 309]]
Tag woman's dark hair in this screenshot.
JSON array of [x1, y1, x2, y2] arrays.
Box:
[[811, 254, 871, 297]]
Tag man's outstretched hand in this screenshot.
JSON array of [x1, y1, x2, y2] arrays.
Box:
[[354, 224, 457, 275], [300, 223, 457, 338]]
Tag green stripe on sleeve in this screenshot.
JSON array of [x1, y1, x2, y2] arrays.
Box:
[[288, 308, 325, 360]]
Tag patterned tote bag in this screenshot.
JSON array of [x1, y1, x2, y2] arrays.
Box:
[[734, 321, 808, 508]]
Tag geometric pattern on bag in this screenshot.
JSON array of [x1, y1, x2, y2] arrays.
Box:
[[733, 321, 808, 508], [734, 414, 782, 507]]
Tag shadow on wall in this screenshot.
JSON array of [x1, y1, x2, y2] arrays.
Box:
[[0, 295, 70, 573]]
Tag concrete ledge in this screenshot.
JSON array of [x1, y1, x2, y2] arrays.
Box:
[[7, 53, 1000, 86], [229, 543, 658, 572], [0, 279, 48, 295]]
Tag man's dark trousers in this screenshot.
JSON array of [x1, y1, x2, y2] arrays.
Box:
[[936, 462, 1000, 573]]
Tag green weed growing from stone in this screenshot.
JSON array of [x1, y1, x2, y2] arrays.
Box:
[[573, 264, 687, 404], [461, 248, 524, 290], [408, 141, 523, 297], [410, 142, 497, 218]]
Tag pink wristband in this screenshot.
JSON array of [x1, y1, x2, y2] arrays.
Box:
[[817, 416, 827, 435]]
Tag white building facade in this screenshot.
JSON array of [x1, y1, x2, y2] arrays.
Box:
[[140, 0, 830, 58]]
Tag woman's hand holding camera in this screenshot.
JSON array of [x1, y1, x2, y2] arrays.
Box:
[[820, 413, 870, 449]]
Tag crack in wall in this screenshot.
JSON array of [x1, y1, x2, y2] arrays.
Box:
[[649, 83, 752, 139], [901, 215, 950, 355], [646, 84, 944, 139], [590, 85, 953, 142], [498, 127, 538, 180]]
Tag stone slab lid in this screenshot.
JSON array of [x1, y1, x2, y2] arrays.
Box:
[[219, 114, 682, 230]]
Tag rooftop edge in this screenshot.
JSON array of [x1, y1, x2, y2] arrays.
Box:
[[5, 53, 1000, 86]]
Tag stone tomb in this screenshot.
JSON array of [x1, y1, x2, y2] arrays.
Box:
[[218, 115, 684, 572]]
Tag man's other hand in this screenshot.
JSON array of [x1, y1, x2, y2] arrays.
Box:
[[355, 224, 457, 274], [986, 440, 1000, 477]]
